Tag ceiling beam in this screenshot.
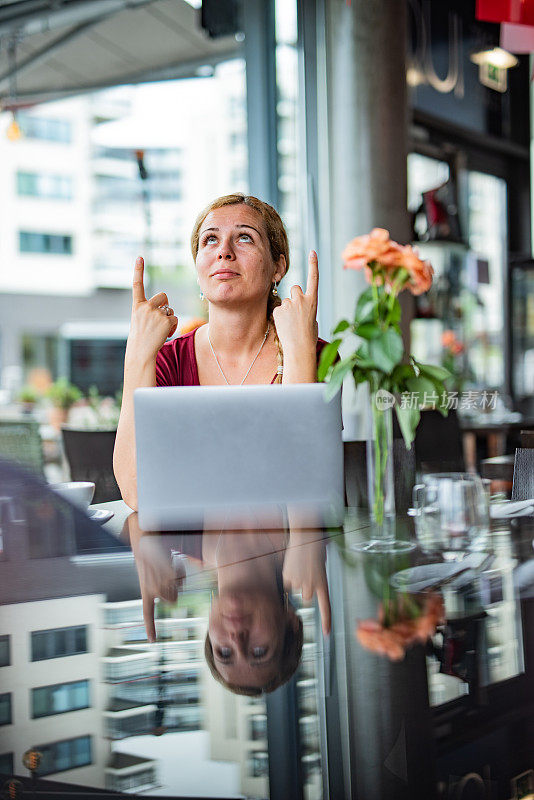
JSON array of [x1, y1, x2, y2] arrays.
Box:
[[0, 47, 243, 108], [0, 0, 156, 39]]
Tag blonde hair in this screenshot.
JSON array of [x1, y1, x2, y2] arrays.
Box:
[[190, 193, 290, 382]]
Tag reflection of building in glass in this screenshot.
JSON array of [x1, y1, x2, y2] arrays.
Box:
[[296, 607, 323, 800], [203, 604, 324, 799], [101, 600, 205, 744], [0, 595, 109, 788], [204, 673, 270, 798]]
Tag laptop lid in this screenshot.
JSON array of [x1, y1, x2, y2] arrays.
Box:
[[134, 383, 343, 531]]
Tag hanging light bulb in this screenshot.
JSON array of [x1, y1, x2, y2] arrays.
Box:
[[5, 35, 23, 140], [6, 112, 22, 141]]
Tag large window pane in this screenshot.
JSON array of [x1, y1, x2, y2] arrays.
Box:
[[36, 736, 91, 777], [19, 232, 73, 255], [31, 626, 88, 661], [0, 636, 9, 667], [32, 680, 90, 719], [0, 694, 12, 725], [0, 752, 13, 775], [17, 113, 72, 143], [17, 172, 73, 200], [464, 171, 507, 389]]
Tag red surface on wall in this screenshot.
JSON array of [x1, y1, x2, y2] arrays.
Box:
[[476, 0, 534, 26]]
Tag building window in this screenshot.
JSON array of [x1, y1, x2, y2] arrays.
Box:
[[250, 714, 267, 741], [0, 752, 13, 775], [0, 694, 12, 726], [32, 680, 90, 719], [248, 750, 268, 778], [17, 172, 73, 200], [31, 626, 87, 661], [19, 232, 73, 255], [17, 113, 72, 143], [0, 636, 10, 667], [35, 736, 91, 777]]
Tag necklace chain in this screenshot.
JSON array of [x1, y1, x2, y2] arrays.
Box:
[[207, 324, 270, 385]]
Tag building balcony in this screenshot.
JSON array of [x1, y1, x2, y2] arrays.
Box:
[[106, 752, 158, 793]]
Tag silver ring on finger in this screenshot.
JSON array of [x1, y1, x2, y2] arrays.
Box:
[[160, 305, 172, 316]]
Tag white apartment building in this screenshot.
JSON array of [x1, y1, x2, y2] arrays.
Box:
[[0, 62, 249, 393], [0, 594, 109, 787]]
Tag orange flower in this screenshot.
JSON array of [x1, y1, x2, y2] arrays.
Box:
[[441, 330, 456, 348], [342, 228, 403, 272], [355, 592, 444, 661], [441, 330, 465, 355], [343, 230, 433, 296], [398, 245, 433, 296], [179, 318, 207, 335]]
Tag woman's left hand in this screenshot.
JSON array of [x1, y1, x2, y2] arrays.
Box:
[[273, 250, 319, 359]]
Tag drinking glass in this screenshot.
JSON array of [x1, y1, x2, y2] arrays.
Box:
[[412, 473, 489, 557]]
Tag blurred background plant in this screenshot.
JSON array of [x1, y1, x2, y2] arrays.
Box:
[[441, 330, 476, 394], [67, 385, 122, 430], [46, 378, 82, 410]]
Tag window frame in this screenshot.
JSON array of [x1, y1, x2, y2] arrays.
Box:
[[30, 625, 88, 662], [31, 679, 90, 719], [0, 636, 10, 668]]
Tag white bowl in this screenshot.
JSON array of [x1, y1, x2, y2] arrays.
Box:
[[51, 481, 95, 510]]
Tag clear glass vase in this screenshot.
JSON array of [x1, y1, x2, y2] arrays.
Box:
[[357, 389, 415, 553], [367, 389, 396, 543]]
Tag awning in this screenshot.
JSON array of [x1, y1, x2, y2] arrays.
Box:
[[0, 0, 242, 109]]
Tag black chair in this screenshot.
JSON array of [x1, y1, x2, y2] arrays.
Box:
[[343, 439, 416, 515], [511, 448, 534, 501], [520, 430, 534, 449], [61, 428, 121, 503], [393, 409, 464, 474]]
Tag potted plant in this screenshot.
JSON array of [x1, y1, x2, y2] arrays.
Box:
[[46, 378, 82, 430], [319, 228, 450, 549], [17, 385, 40, 415]]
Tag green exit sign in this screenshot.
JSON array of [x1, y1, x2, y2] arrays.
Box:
[[478, 62, 507, 92]]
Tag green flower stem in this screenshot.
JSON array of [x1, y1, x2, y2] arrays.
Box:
[[384, 269, 408, 327], [371, 392, 391, 531], [370, 265, 380, 325]]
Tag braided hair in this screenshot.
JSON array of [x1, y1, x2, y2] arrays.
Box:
[[191, 193, 289, 382]]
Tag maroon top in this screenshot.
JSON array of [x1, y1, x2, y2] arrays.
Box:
[[156, 328, 330, 387]]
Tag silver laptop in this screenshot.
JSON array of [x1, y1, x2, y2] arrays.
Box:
[[134, 383, 343, 531]]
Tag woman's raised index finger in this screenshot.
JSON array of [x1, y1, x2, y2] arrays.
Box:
[[306, 250, 319, 298], [132, 256, 146, 303]]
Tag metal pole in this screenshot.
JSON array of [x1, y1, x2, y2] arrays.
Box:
[[243, 0, 279, 208]]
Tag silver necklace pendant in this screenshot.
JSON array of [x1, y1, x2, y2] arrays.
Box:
[[208, 324, 270, 385]]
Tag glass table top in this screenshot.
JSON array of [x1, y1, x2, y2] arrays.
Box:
[[0, 459, 533, 799]]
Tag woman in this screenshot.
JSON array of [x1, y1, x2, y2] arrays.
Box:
[[127, 512, 330, 695], [113, 193, 324, 510]]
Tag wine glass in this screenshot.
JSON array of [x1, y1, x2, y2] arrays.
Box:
[[412, 473, 489, 559]]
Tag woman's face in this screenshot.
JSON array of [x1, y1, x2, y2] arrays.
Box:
[[208, 589, 295, 689], [195, 205, 286, 307]]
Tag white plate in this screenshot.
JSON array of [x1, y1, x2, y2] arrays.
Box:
[[87, 509, 114, 524], [391, 554, 493, 593], [491, 499, 534, 518]]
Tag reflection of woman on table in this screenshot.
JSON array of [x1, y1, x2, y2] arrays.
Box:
[[113, 193, 327, 510], [128, 514, 331, 695]]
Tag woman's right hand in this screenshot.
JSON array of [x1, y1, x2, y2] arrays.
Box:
[[128, 256, 178, 362]]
